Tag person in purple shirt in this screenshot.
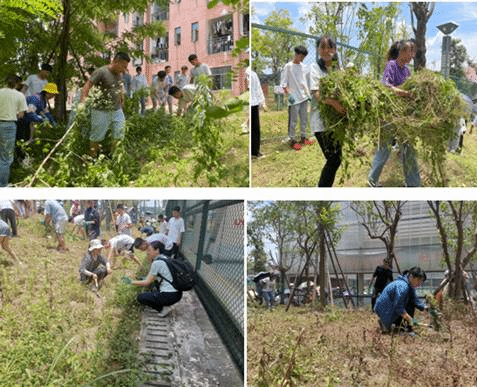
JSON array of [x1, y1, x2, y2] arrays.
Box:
[[368, 40, 419, 187]]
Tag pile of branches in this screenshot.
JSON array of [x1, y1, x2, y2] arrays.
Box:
[[318, 68, 469, 185]]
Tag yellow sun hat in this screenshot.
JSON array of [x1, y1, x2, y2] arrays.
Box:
[[43, 83, 59, 94]]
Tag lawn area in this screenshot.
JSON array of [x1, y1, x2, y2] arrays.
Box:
[[0, 215, 148, 386], [247, 302, 477, 386], [252, 109, 477, 187]]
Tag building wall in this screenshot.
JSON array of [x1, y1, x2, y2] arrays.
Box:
[[116, 1, 248, 96]]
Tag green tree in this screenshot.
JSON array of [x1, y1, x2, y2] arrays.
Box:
[[356, 3, 400, 79], [252, 9, 306, 82], [410, 2, 435, 70], [428, 201, 477, 304]]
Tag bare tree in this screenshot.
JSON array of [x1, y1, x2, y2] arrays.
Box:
[[410, 2, 435, 70], [351, 201, 407, 273], [428, 201, 477, 302]]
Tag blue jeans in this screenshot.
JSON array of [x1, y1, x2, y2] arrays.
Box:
[[90, 109, 125, 142], [0, 121, 17, 187], [262, 290, 274, 309], [368, 130, 420, 187]]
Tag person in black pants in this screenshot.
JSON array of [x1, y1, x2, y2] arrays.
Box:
[[370, 257, 393, 310], [131, 241, 182, 317], [248, 68, 266, 158], [308, 36, 346, 187]]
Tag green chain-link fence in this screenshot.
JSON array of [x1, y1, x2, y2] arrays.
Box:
[[165, 200, 244, 377]]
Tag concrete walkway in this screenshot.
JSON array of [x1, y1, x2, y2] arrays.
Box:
[[139, 291, 243, 387]]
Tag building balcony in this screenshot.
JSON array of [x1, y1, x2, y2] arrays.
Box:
[[207, 35, 233, 55]]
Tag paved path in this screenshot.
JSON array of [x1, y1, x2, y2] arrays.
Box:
[[139, 291, 243, 387]]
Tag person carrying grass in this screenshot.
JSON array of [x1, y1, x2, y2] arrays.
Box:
[[368, 40, 419, 187], [308, 36, 346, 187]]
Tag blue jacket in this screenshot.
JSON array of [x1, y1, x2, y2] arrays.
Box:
[[374, 275, 425, 330]]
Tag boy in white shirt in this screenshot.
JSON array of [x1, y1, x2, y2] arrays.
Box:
[[115, 204, 133, 236], [281, 46, 311, 147]]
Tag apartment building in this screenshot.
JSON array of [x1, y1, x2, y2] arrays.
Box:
[[116, 0, 249, 96]]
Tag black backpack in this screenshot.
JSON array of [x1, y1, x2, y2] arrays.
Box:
[[156, 257, 195, 291]]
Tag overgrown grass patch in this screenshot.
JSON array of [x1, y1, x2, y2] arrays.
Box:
[[0, 216, 150, 386], [248, 302, 477, 386]]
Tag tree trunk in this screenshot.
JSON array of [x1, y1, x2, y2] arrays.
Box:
[[319, 221, 327, 307], [411, 3, 435, 71], [56, 0, 71, 123]]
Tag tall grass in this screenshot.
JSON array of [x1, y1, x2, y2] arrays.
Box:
[[0, 216, 147, 386]]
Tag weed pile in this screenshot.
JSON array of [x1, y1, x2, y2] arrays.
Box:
[[319, 68, 469, 185]]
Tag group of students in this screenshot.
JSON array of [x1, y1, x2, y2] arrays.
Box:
[[0, 64, 59, 186], [0, 52, 211, 186], [274, 38, 421, 187], [78, 204, 186, 316]]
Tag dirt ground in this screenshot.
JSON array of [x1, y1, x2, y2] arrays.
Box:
[[247, 302, 477, 387]]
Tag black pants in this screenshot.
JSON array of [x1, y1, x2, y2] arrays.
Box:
[[0, 208, 17, 236], [315, 131, 342, 187], [392, 304, 415, 331], [137, 290, 182, 313], [251, 105, 260, 156], [80, 266, 108, 283]]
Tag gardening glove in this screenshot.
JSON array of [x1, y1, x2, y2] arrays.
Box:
[[121, 275, 132, 285]]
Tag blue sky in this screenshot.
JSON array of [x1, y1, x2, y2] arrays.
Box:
[[252, 2, 477, 71]]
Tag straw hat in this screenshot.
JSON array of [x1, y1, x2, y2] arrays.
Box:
[[89, 239, 103, 251], [43, 83, 59, 94]]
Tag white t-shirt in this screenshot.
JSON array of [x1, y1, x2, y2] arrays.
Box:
[[280, 61, 310, 105], [24, 74, 48, 97], [109, 234, 135, 253], [73, 214, 85, 226], [116, 213, 132, 235], [149, 257, 177, 292], [0, 200, 14, 211], [307, 62, 327, 133], [168, 217, 185, 245], [159, 221, 169, 235], [0, 88, 27, 121], [131, 74, 148, 92], [146, 233, 174, 250], [191, 63, 211, 83], [247, 68, 265, 107]]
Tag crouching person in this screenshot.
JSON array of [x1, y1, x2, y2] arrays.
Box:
[[374, 266, 427, 336], [131, 241, 182, 317], [79, 239, 112, 291]]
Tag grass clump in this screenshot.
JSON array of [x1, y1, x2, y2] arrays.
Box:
[[319, 68, 469, 185]]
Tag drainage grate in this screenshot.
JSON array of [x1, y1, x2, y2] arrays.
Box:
[[139, 307, 175, 387]]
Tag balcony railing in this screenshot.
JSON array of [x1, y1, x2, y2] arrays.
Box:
[[153, 10, 169, 21], [207, 35, 233, 54]]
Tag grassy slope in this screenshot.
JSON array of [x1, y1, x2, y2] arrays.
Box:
[[135, 109, 249, 187], [248, 303, 477, 386], [252, 110, 477, 187], [0, 216, 146, 386]]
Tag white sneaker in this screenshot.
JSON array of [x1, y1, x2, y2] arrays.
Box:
[[158, 305, 172, 317]]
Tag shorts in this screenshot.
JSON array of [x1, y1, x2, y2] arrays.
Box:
[[54, 216, 68, 235], [0, 222, 11, 237], [90, 109, 125, 142]]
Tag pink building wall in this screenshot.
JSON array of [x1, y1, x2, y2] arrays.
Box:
[[116, 1, 248, 96]]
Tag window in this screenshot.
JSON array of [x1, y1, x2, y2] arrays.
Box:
[[210, 66, 232, 90], [191, 22, 199, 43], [175, 27, 181, 46], [152, 2, 169, 21], [241, 13, 249, 36], [151, 34, 169, 63], [123, 13, 129, 24], [132, 13, 144, 27], [208, 16, 233, 54]]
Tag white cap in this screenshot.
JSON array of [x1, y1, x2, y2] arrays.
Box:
[[89, 239, 103, 251]]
